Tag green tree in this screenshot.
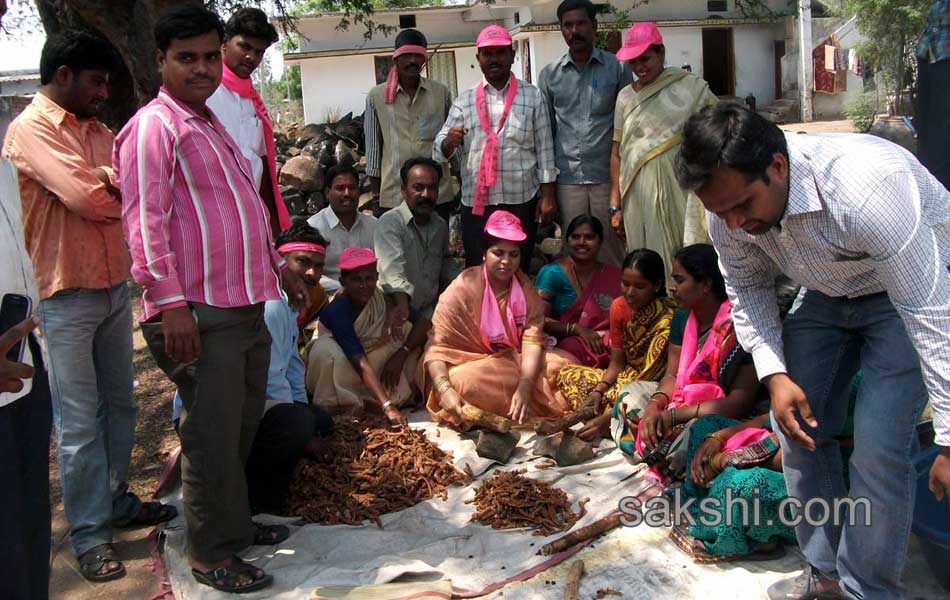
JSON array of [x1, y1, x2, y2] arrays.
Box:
[[262, 63, 302, 103], [827, 0, 931, 113]]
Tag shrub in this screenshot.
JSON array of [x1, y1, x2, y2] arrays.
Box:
[[846, 93, 878, 133]]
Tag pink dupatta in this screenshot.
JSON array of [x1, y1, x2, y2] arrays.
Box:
[[557, 263, 621, 367], [480, 264, 528, 351], [473, 73, 518, 216], [220, 65, 291, 232]]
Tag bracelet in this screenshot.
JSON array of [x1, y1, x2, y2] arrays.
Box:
[[703, 433, 724, 447], [649, 391, 670, 404], [670, 406, 676, 426], [694, 404, 701, 420], [566, 323, 575, 336], [399, 344, 410, 354], [382, 400, 394, 410]]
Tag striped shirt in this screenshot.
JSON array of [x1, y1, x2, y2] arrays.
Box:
[[434, 76, 557, 207], [114, 88, 284, 322], [709, 132, 950, 445]]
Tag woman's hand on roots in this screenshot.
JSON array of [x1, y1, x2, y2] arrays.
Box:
[[690, 437, 722, 488], [610, 211, 625, 243], [575, 326, 605, 355], [508, 383, 531, 424], [578, 413, 611, 442], [380, 353, 406, 390], [638, 402, 667, 451], [384, 404, 407, 427]]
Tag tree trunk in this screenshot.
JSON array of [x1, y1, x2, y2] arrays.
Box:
[[32, 0, 197, 130], [894, 31, 906, 116]]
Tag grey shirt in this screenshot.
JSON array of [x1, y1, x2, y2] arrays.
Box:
[[375, 201, 459, 316], [538, 48, 632, 185]]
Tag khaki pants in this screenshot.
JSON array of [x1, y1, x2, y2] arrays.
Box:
[[556, 183, 624, 266], [142, 303, 270, 563]]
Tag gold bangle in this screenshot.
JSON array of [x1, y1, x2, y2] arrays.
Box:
[[703, 433, 724, 446]]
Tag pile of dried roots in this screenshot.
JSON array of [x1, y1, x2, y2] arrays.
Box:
[[467, 470, 586, 536], [287, 419, 471, 526]]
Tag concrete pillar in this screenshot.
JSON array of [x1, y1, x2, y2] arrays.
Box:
[[798, 0, 814, 122]]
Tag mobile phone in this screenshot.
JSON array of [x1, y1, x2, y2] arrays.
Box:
[[0, 293, 33, 363]]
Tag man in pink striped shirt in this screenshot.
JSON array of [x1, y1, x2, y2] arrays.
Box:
[[114, 4, 307, 593]]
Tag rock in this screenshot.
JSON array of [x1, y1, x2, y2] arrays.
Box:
[[279, 156, 324, 192], [475, 431, 519, 463], [287, 146, 302, 157], [555, 431, 594, 466], [335, 140, 357, 167], [296, 123, 323, 147], [533, 433, 563, 458]]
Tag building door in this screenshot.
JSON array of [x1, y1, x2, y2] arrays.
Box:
[[701, 28, 735, 96], [774, 40, 786, 100], [426, 51, 459, 99]]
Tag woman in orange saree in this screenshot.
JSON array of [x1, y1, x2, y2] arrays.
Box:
[[422, 211, 578, 427]]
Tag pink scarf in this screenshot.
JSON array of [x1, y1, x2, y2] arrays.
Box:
[[479, 265, 527, 352], [669, 299, 734, 408], [473, 73, 518, 217], [384, 44, 428, 104], [220, 64, 291, 232]]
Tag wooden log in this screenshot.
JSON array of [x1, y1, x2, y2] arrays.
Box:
[[460, 404, 512, 434], [540, 512, 622, 556], [563, 560, 585, 600]]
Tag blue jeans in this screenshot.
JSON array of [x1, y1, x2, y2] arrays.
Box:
[[37, 283, 140, 557], [777, 291, 928, 600]]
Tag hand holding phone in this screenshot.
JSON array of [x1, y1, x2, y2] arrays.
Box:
[[0, 315, 39, 394]]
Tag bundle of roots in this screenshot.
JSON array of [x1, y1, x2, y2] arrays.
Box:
[[467, 470, 587, 536], [287, 419, 471, 526]]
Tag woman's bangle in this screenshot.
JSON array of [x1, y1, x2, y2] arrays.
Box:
[[650, 391, 670, 403], [566, 323, 575, 337], [704, 432, 724, 447], [670, 406, 676, 426], [694, 404, 701, 420], [382, 400, 394, 410]]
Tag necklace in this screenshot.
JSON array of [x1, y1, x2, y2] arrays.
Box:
[[568, 258, 598, 294]]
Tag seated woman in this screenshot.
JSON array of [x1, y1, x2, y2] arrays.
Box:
[[423, 211, 578, 427], [534, 216, 621, 368], [305, 247, 429, 426], [556, 249, 676, 440], [610, 244, 759, 483], [669, 413, 794, 563]]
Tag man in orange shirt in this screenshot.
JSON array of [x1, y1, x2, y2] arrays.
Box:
[[2, 30, 176, 583]]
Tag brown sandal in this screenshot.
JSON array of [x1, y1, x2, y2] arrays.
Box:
[[78, 543, 126, 582]]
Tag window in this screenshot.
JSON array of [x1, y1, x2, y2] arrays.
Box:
[[514, 11, 520, 24], [707, 0, 728, 11], [399, 14, 416, 28]]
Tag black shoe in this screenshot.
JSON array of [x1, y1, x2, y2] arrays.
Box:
[[767, 565, 848, 600]]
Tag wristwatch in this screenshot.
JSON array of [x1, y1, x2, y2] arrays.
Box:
[[608, 205, 622, 215]]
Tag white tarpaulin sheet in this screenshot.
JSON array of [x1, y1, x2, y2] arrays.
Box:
[[160, 412, 947, 599]]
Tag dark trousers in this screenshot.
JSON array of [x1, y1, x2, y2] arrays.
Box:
[[916, 58, 950, 189], [245, 403, 333, 515], [0, 338, 52, 600], [460, 197, 538, 268], [143, 303, 270, 563]]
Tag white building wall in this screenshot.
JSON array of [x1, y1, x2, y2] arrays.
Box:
[[733, 25, 779, 108], [299, 55, 377, 122], [454, 47, 482, 93]]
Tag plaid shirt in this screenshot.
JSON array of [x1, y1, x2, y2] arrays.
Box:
[[434, 76, 557, 207], [917, 0, 950, 63], [709, 132, 950, 445]]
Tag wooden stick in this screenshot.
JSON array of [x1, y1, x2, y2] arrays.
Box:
[[563, 560, 585, 600], [535, 404, 600, 436], [540, 512, 622, 556]]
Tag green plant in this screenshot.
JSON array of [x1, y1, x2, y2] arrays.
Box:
[[845, 92, 878, 132]]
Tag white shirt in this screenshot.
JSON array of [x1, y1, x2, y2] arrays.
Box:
[[709, 132, 950, 445], [0, 159, 41, 407], [307, 207, 378, 283], [207, 85, 267, 191]]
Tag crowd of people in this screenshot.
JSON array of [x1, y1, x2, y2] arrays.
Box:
[[0, 0, 948, 598]]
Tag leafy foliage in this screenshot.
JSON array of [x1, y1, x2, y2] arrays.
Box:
[[845, 91, 878, 132]]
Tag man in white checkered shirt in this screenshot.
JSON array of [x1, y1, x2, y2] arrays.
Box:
[[675, 103, 950, 600], [434, 24, 558, 267]]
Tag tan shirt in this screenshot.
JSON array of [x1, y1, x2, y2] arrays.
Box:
[[2, 93, 130, 299], [365, 78, 454, 208]]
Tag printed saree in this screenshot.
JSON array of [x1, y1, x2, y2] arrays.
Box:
[[421, 267, 577, 427], [305, 287, 417, 415], [556, 296, 676, 409], [610, 299, 746, 483], [556, 262, 622, 368], [617, 68, 716, 279]]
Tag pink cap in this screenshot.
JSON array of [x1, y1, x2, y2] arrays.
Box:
[[476, 24, 513, 48], [338, 247, 378, 271], [484, 210, 527, 242], [615, 22, 663, 62]]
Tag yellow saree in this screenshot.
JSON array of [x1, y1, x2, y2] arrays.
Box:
[[616, 68, 717, 281], [556, 296, 676, 408]]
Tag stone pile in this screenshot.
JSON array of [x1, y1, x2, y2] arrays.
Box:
[[275, 112, 368, 217]]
